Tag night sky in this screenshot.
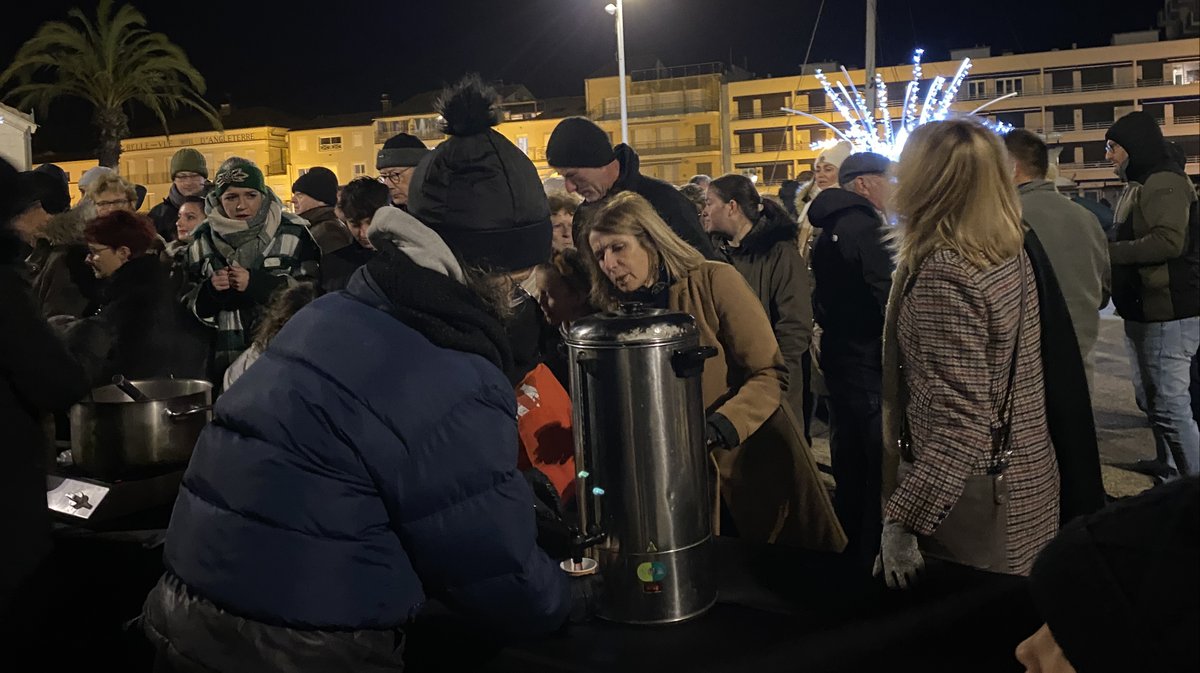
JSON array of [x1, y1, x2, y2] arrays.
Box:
[[0, 0, 1162, 155]]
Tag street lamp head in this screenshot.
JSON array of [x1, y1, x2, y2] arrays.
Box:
[[604, 3, 617, 15]]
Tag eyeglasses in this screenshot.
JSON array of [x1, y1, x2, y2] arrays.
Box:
[[94, 199, 130, 209], [378, 168, 411, 184], [86, 245, 112, 259]]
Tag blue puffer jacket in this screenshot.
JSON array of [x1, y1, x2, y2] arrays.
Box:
[[162, 269, 570, 634]]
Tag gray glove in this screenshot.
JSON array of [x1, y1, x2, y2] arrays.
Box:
[[872, 519, 925, 589]]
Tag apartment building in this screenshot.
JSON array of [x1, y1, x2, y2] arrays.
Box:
[[578, 61, 725, 184], [727, 34, 1199, 196]]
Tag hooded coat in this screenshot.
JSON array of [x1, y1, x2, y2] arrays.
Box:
[[25, 205, 103, 319], [721, 200, 813, 415], [573, 144, 718, 260], [144, 246, 570, 671], [809, 187, 895, 394], [1106, 111, 1200, 323]]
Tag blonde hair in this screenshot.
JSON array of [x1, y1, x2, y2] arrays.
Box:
[[892, 118, 1023, 270], [85, 174, 137, 204], [581, 191, 705, 309]]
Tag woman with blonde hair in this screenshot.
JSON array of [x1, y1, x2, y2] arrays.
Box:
[[876, 118, 1059, 587], [581, 191, 845, 551]]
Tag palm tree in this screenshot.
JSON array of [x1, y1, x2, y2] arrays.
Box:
[[0, 0, 221, 168]]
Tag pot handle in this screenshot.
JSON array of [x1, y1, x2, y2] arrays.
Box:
[[672, 346, 718, 378], [164, 405, 213, 421]]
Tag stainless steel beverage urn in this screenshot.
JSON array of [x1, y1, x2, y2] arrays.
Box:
[[565, 303, 717, 624]]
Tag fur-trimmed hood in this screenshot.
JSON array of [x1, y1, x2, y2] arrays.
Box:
[[727, 200, 799, 257], [38, 203, 94, 246]]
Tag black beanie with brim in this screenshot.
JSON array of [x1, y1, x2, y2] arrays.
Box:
[[408, 76, 551, 273], [1029, 476, 1199, 673], [377, 133, 431, 170]]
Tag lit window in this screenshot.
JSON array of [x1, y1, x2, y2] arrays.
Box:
[[1172, 61, 1199, 85], [318, 136, 343, 152]]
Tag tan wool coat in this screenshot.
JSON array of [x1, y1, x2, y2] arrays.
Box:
[[881, 249, 1060, 575], [671, 261, 846, 552]]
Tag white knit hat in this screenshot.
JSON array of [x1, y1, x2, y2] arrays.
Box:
[[815, 141, 853, 170]]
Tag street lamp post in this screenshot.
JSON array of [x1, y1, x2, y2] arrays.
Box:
[[605, 2, 629, 145]]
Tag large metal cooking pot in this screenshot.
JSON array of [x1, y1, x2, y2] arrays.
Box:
[[70, 378, 213, 480]]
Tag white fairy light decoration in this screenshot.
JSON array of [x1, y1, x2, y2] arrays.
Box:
[[782, 48, 1015, 160]]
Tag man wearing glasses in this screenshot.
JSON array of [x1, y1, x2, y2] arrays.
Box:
[[376, 133, 429, 210], [150, 149, 210, 242]]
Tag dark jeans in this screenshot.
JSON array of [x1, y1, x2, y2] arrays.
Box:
[[827, 387, 883, 569]]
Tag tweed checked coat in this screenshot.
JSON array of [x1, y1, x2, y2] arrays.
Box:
[[882, 248, 1059, 575]]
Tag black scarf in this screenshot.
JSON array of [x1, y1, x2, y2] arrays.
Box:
[[618, 265, 672, 309], [365, 245, 514, 380], [1024, 230, 1107, 521]]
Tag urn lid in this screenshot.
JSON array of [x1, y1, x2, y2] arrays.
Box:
[[565, 303, 698, 346]]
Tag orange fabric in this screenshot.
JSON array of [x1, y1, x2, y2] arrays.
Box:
[[516, 364, 576, 502]]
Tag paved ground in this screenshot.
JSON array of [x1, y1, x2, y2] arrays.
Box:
[[809, 312, 1158, 499]]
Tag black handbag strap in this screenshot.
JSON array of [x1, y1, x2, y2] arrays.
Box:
[[989, 252, 1027, 474], [898, 253, 1027, 471]]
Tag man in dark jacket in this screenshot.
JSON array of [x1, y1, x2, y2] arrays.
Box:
[[546, 116, 716, 259], [1106, 111, 1200, 477], [0, 157, 89, 631], [149, 149, 209, 242], [291, 166, 356, 254], [142, 75, 573, 672], [809, 152, 896, 568]]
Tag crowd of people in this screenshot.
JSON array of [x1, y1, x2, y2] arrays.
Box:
[[1, 72, 1198, 670]]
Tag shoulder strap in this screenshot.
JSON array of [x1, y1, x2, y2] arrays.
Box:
[[991, 252, 1027, 473]]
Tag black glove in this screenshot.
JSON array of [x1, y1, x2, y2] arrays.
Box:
[[705, 413, 739, 451], [568, 573, 603, 624], [522, 469, 573, 559]]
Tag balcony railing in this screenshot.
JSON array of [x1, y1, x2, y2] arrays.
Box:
[[732, 142, 798, 155], [632, 139, 721, 155], [734, 108, 793, 121], [589, 99, 719, 121], [1051, 122, 1078, 132], [1080, 120, 1114, 130], [1173, 114, 1200, 125], [318, 142, 342, 152]]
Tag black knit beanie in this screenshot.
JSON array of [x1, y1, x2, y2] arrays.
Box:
[[546, 116, 616, 168], [1029, 477, 1199, 673], [377, 133, 430, 170], [407, 75, 552, 273], [292, 166, 339, 207]]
